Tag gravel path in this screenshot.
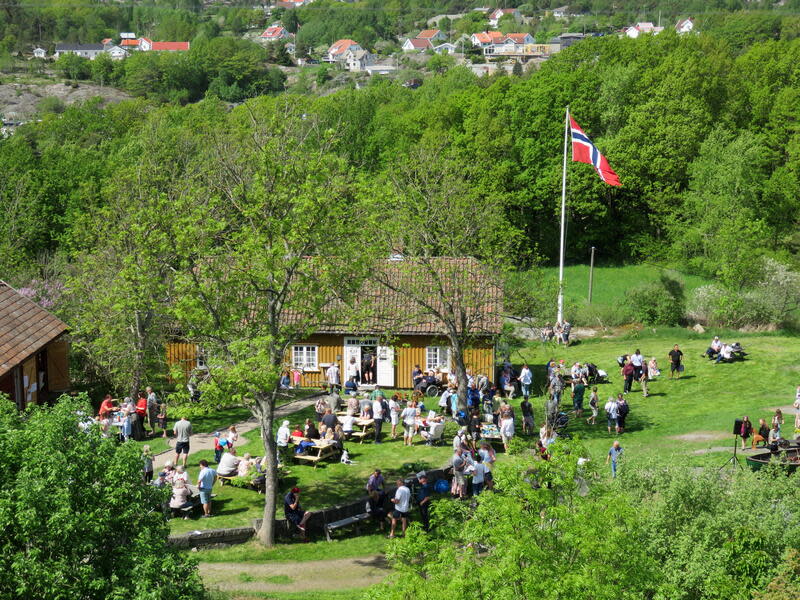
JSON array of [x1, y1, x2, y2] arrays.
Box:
[[199, 555, 389, 593], [153, 393, 325, 469]]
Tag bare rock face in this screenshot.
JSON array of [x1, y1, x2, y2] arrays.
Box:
[[692, 323, 706, 334], [0, 81, 131, 121]]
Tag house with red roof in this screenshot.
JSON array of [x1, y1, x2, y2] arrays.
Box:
[[471, 31, 505, 48], [120, 38, 140, 49], [402, 38, 433, 52], [488, 8, 521, 28], [416, 29, 446, 42], [325, 39, 362, 63], [675, 18, 695, 34], [260, 25, 292, 41]]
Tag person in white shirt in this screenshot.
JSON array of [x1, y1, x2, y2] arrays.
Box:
[[630, 350, 644, 380], [372, 397, 385, 444], [341, 413, 356, 437], [345, 356, 359, 383], [276, 420, 290, 447], [438, 388, 451, 414], [715, 344, 732, 364], [604, 398, 618, 434], [388, 395, 401, 439], [519, 364, 533, 400], [326, 362, 341, 394], [704, 336, 723, 360], [399, 403, 416, 446], [470, 454, 489, 495], [389, 479, 411, 538], [217, 448, 240, 477]]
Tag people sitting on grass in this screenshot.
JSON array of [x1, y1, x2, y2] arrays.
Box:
[[703, 336, 723, 360], [648, 357, 660, 378], [169, 479, 193, 517], [237, 453, 254, 477], [217, 448, 240, 477], [284, 487, 311, 540]]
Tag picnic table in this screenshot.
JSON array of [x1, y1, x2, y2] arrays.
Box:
[[479, 423, 503, 447], [337, 415, 374, 443], [290, 435, 340, 468]]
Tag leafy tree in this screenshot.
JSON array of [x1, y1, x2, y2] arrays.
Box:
[[170, 102, 371, 546], [55, 52, 90, 79], [0, 394, 204, 598], [371, 146, 524, 409]]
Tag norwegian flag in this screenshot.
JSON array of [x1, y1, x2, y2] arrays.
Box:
[[570, 116, 621, 187]]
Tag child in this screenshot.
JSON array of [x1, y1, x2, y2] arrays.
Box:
[[157, 403, 168, 438], [587, 387, 599, 425], [213, 432, 224, 464], [142, 445, 154, 483]]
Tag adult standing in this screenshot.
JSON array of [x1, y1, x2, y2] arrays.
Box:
[[372, 394, 384, 444], [561, 319, 572, 346], [416, 472, 433, 532], [173, 415, 192, 467], [604, 396, 618, 435], [668, 344, 684, 380], [326, 362, 341, 395], [388, 394, 401, 439], [616, 394, 629, 434], [451, 449, 467, 499], [630, 350, 644, 381], [366, 469, 385, 494], [362, 351, 375, 385], [284, 487, 311, 538], [197, 459, 217, 517], [471, 454, 489, 496], [389, 479, 411, 538], [640, 363, 649, 398], [520, 396, 535, 435], [146, 386, 159, 433], [276, 420, 291, 466], [519, 364, 533, 400], [554, 321, 564, 345], [793, 385, 800, 431], [346, 356, 359, 384], [621, 360, 635, 395], [549, 369, 564, 405], [412, 365, 423, 389], [740, 416, 753, 451], [401, 402, 417, 446], [572, 380, 586, 418], [606, 441, 623, 478]]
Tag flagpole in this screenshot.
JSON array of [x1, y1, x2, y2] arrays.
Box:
[[557, 106, 569, 324]]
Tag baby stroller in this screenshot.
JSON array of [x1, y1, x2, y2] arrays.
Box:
[[585, 363, 608, 384]]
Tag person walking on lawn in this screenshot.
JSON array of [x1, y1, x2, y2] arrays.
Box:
[[668, 344, 684, 379], [606, 440, 623, 478], [604, 396, 618, 435], [616, 394, 629, 434], [519, 364, 533, 400], [621, 360, 635, 394]]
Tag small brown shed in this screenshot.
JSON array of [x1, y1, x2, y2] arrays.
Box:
[[0, 281, 70, 409]]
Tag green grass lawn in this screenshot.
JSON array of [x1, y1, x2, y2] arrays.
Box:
[[513, 328, 800, 470], [197, 534, 387, 563], [168, 401, 455, 535], [541, 263, 710, 307]]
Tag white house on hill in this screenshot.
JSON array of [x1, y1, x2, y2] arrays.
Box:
[[675, 18, 695, 34], [488, 8, 521, 28]]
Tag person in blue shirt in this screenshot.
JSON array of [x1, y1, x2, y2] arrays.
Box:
[[196, 459, 217, 517], [606, 441, 623, 478], [416, 472, 433, 532]]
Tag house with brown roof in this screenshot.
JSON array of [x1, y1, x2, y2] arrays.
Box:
[[260, 25, 292, 41], [402, 37, 433, 52], [165, 258, 501, 389], [0, 282, 70, 409]]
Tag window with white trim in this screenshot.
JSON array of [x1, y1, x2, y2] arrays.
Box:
[[426, 346, 450, 372], [292, 345, 318, 370]]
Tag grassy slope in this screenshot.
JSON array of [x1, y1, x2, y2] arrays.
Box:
[[541, 264, 710, 307]]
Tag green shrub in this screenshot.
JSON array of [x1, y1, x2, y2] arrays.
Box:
[[36, 96, 65, 115], [624, 275, 685, 325]]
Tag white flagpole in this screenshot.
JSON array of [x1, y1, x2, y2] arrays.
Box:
[[557, 106, 569, 324]]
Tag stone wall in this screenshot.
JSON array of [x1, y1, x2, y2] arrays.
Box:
[[169, 466, 451, 548]]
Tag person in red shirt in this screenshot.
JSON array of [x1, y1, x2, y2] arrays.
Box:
[[136, 392, 148, 421], [98, 394, 116, 418]]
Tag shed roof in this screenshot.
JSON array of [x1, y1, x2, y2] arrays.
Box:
[[0, 282, 68, 377]]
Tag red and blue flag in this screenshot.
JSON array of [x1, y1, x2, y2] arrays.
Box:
[[570, 116, 621, 187]]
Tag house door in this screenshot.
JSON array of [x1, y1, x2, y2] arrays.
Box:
[[343, 341, 361, 382], [376, 346, 395, 388]]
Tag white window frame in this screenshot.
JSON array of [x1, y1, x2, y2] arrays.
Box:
[[292, 345, 319, 371], [426, 346, 450, 372]]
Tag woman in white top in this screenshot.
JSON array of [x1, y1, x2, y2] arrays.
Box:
[[400, 402, 418, 446], [226, 425, 239, 450], [172, 464, 189, 485], [276, 420, 290, 447], [499, 414, 515, 452], [388, 395, 401, 439]]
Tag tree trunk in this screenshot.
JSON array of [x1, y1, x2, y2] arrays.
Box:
[[255, 390, 278, 547], [451, 337, 468, 411], [130, 310, 146, 399]]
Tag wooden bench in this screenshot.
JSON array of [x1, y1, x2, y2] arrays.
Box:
[[325, 512, 372, 542], [291, 437, 339, 468]]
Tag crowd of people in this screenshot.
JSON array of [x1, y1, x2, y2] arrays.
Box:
[[91, 387, 167, 442]]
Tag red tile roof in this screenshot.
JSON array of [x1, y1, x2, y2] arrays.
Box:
[[504, 33, 530, 43], [328, 39, 358, 56], [261, 25, 288, 39], [417, 29, 441, 39], [150, 41, 190, 51], [405, 38, 433, 50], [0, 282, 68, 377], [121, 39, 139, 47]]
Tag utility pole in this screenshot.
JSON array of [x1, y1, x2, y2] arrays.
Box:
[[588, 246, 596, 304]]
